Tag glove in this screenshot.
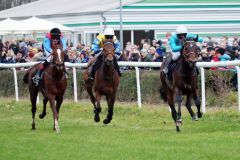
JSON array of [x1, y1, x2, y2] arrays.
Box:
[[115, 53, 121, 60]]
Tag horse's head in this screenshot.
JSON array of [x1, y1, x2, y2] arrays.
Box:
[[103, 39, 115, 65], [51, 44, 65, 70], [181, 37, 200, 63]]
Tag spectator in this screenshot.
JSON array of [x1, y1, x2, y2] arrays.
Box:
[[151, 39, 158, 48], [140, 49, 152, 62], [164, 32, 172, 56], [217, 48, 231, 61], [15, 52, 26, 63], [229, 40, 240, 59], [0, 39, 3, 62], [9, 40, 19, 55], [2, 49, 15, 63], [155, 40, 166, 61], [129, 49, 140, 62]]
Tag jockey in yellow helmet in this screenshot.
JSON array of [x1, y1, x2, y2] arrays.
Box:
[[88, 28, 122, 80]]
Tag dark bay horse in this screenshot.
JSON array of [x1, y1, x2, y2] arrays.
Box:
[[160, 37, 202, 132], [83, 39, 119, 124], [23, 44, 67, 133]]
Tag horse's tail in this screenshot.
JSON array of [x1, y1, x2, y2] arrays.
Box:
[[159, 86, 167, 102], [23, 71, 29, 84]]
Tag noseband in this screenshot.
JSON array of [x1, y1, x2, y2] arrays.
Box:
[[182, 41, 199, 62], [51, 48, 65, 70], [103, 41, 115, 62]]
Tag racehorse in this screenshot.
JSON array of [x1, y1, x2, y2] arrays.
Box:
[[83, 39, 120, 124], [23, 44, 67, 133], [160, 37, 202, 132]]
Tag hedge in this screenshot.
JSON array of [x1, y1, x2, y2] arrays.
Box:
[[0, 68, 238, 107]]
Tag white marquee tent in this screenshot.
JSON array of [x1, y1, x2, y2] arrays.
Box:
[[0, 17, 73, 33]]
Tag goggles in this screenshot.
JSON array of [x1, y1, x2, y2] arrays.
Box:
[[105, 35, 114, 39]]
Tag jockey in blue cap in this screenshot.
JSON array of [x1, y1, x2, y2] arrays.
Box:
[[88, 27, 122, 80], [163, 25, 203, 76], [32, 28, 67, 86]]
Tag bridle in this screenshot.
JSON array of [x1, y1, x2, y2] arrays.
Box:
[[181, 41, 200, 62], [103, 41, 115, 62]]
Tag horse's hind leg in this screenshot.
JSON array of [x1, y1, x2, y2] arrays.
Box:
[[94, 91, 102, 122], [185, 95, 197, 121], [192, 90, 202, 118], [103, 94, 115, 124], [39, 97, 48, 119], [85, 82, 97, 110], [30, 87, 39, 130]]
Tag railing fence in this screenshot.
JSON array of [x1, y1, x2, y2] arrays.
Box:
[[1, 61, 240, 113]]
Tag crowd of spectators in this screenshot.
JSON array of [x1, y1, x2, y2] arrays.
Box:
[[1, 34, 240, 70]]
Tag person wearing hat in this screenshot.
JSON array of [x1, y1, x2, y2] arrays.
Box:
[[88, 27, 121, 80], [163, 25, 203, 77], [32, 28, 67, 86]]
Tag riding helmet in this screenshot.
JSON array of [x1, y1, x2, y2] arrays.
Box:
[[50, 28, 62, 36]]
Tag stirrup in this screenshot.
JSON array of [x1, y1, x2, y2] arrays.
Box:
[[32, 76, 40, 86], [163, 67, 169, 74]]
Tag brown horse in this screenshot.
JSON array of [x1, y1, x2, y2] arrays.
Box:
[[23, 44, 67, 133], [83, 39, 119, 124], [160, 37, 202, 132]]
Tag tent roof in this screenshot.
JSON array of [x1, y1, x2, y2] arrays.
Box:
[[0, 0, 141, 19], [0, 17, 73, 32]]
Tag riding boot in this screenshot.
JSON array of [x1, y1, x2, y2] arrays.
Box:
[[32, 60, 49, 86], [63, 67, 69, 79], [113, 57, 122, 76], [163, 58, 174, 75], [88, 64, 94, 80], [88, 54, 103, 80]]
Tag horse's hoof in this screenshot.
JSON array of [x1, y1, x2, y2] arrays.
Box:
[[103, 118, 111, 124], [197, 112, 203, 118], [94, 115, 100, 122], [32, 124, 36, 130], [192, 115, 198, 121], [176, 127, 181, 132], [39, 113, 46, 119], [176, 119, 182, 126]]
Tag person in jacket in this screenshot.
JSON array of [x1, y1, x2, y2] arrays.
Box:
[[32, 28, 67, 86], [163, 25, 203, 76], [88, 28, 121, 80]]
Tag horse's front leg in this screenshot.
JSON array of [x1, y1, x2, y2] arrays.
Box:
[[103, 94, 115, 124], [94, 91, 102, 122], [175, 88, 183, 127], [30, 87, 39, 130], [48, 95, 60, 133], [166, 90, 180, 132], [39, 97, 48, 119], [56, 95, 64, 118], [185, 94, 198, 121], [192, 89, 202, 118]]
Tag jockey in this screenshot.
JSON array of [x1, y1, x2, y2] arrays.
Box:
[[32, 27, 67, 86], [163, 25, 203, 76], [88, 27, 121, 80]]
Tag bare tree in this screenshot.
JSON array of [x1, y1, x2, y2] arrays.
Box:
[[0, 0, 37, 11]]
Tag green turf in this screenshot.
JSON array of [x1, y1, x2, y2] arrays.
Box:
[[0, 98, 240, 160]]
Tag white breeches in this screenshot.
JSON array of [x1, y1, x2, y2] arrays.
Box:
[[44, 51, 52, 62], [172, 51, 181, 61]]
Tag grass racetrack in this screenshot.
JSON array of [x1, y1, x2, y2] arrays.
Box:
[[0, 98, 240, 160]]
